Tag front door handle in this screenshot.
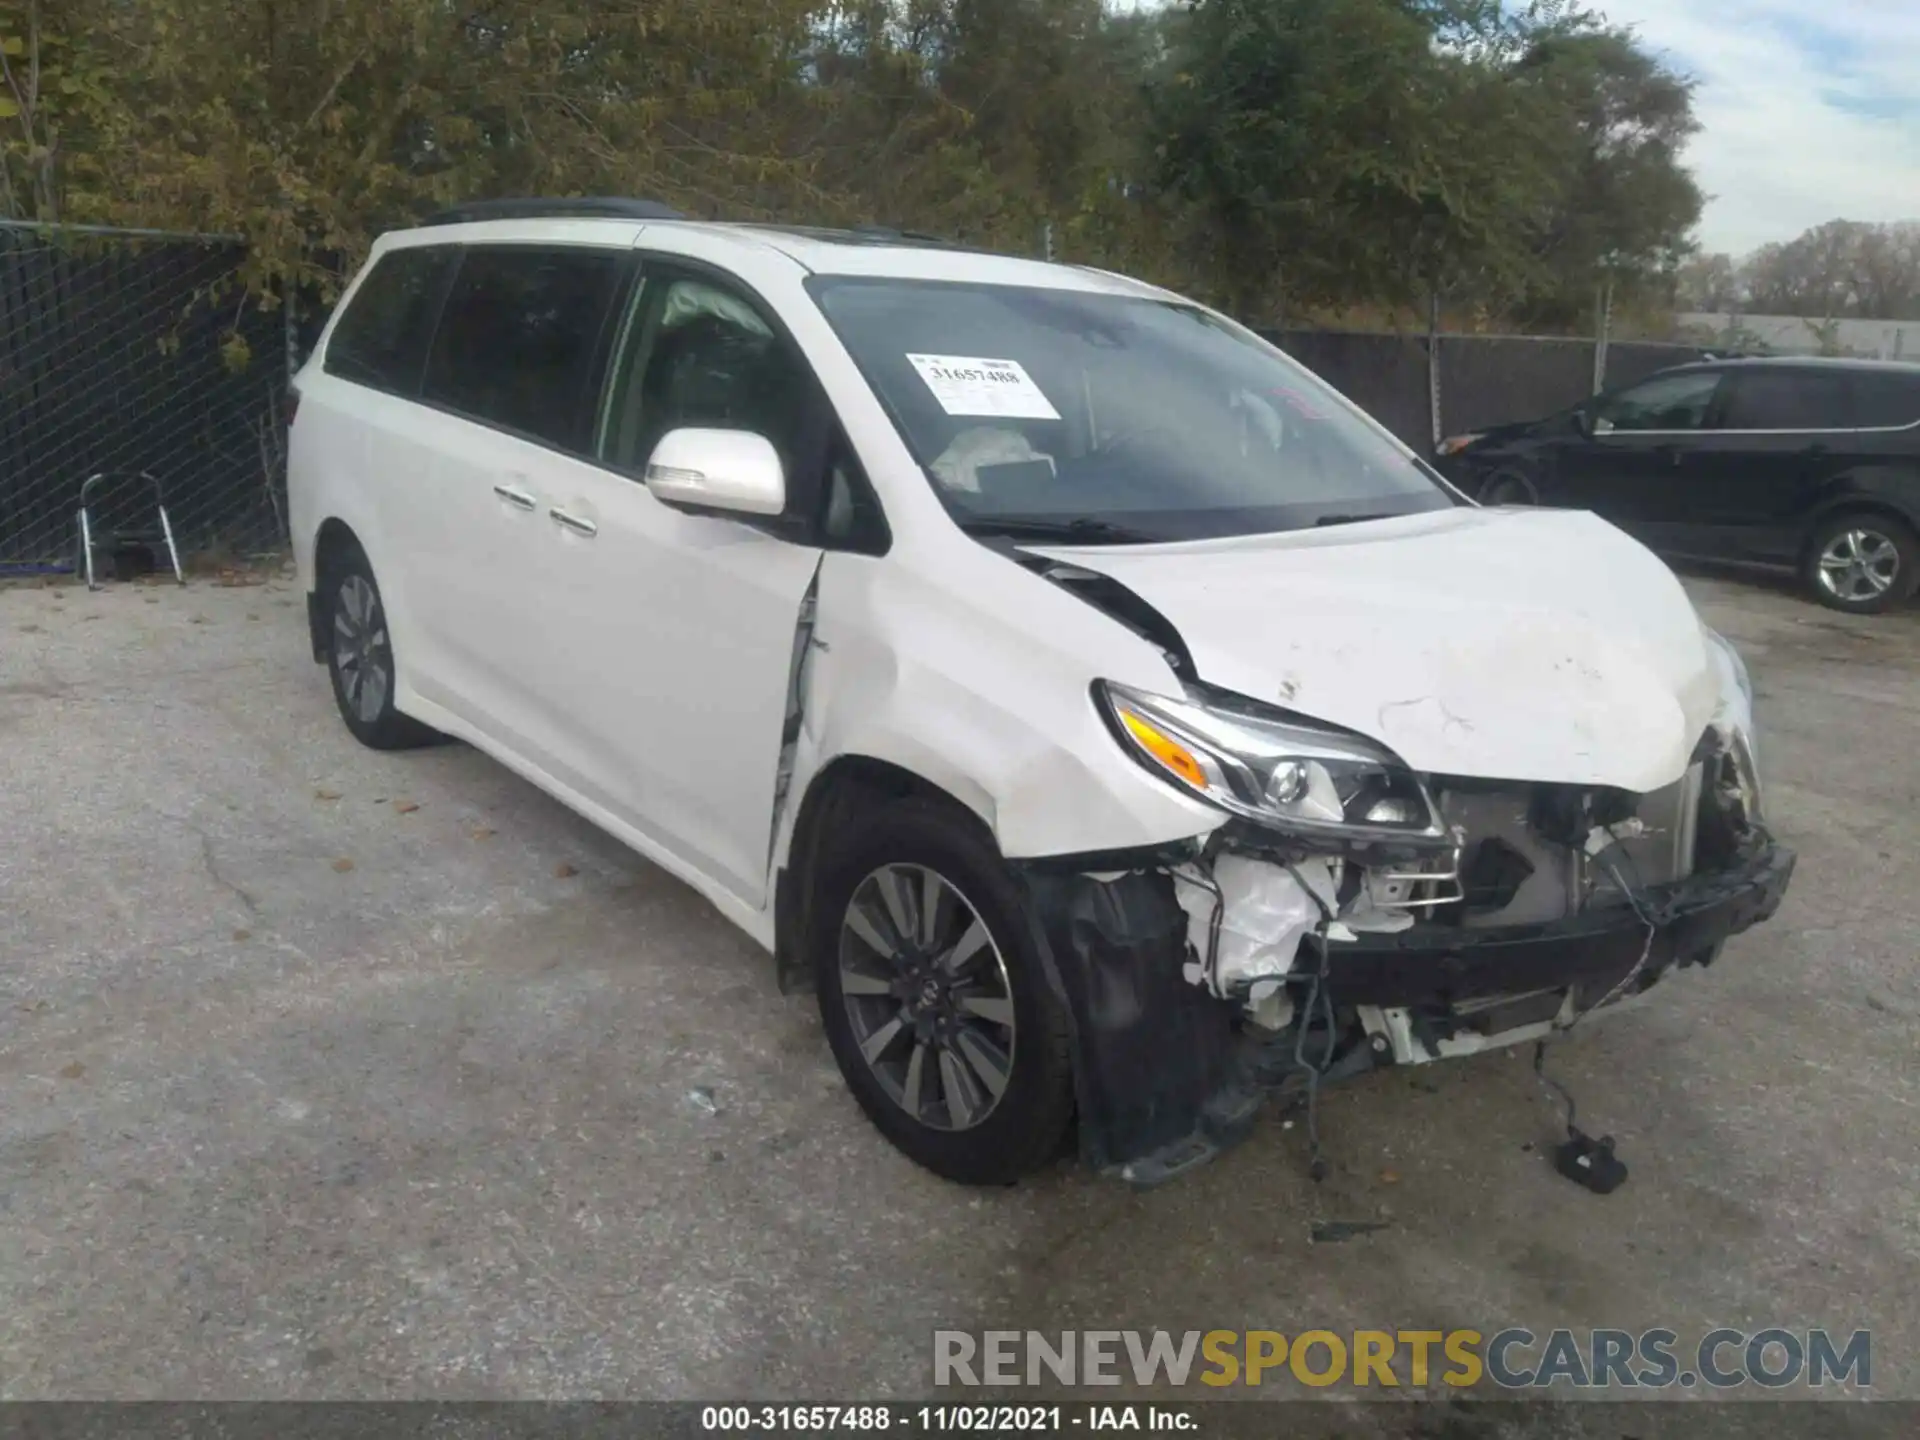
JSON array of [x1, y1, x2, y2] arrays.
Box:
[[493, 483, 538, 511], [549, 507, 598, 538]]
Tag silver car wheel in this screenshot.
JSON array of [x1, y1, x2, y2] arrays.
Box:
[[837, 863, 1016, 1133], [1817, 528, 1900, 603], [332, 574, 392, 723]]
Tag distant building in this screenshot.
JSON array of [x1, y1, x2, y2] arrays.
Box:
[[1677, 313, 1920, 360]]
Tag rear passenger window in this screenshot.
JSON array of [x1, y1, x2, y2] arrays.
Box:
[[324, 248, 457, 395], [1851, 372, 1920, 429], [1717, 370, 1852, 430], [422, 247, 625, 450]]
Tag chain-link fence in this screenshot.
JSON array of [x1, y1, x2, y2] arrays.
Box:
[[0, 221, 290, 574], [1263, 328, 1725, 454], [0, 218, 1728, 572]]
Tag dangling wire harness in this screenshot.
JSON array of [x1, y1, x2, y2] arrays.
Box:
[[1171, 854, 1343, 1182], [1532, 824, 1683, 1194], [1283, 863, 1341, 1183]]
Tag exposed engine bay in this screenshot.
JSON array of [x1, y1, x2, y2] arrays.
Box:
[[1017, 727, 1788, 1188], [1171, 757, 1725, 1045]]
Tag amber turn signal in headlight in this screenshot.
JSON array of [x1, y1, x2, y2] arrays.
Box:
[[1116, 707, 1217, 793], [1097, 680, 1448, 847]]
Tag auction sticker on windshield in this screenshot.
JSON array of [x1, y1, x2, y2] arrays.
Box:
[[907, 354, 1062, 421]]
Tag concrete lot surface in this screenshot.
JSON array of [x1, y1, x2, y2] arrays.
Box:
[[2, 567, 1917, 1431]]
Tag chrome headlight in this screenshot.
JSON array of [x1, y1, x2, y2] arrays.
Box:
[[1097, 681, 1447, 846]]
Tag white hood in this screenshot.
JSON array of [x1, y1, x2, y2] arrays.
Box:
[[1040, 508, 1721, 795]]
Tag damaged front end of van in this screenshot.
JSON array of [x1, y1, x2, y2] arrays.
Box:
[[1005, 519, 1796, 1186]]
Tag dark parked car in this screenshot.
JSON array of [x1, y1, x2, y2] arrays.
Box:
[[1435, 357, 1920, 614]]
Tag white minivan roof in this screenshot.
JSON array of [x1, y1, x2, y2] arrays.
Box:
[[376, 215, 1177, 301]]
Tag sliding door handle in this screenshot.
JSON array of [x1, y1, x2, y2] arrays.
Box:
[[493, 483, 538, 511], [549, 507, 598, 538]]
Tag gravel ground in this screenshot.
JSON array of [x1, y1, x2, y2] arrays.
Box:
[[2, 565, 1916, 1430]]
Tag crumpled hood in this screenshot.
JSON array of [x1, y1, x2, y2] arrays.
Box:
[[1038, 508, 1721, 794]]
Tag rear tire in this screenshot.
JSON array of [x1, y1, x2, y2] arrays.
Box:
[[320, 544, 439, 750], [812, 799, 1075, 1185], [1802, 512, 1919, 615]]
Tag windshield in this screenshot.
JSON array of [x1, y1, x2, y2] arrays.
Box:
[[809, 277, 1455, 542]]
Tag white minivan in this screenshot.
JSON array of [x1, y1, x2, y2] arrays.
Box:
[[289, 198, 1794, 1187]]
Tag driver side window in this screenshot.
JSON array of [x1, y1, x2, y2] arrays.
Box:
[[597, 268, 815, 477], [594, 260, 888, 552], [1593, 371, 1724, 433]]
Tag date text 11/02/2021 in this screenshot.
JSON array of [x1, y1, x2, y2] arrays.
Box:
[[700, 1407, 1193, 1432]]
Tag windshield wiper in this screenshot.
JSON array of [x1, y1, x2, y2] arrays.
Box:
[[1313, 512, 1393, 528], [955, 516, 1158, 544]]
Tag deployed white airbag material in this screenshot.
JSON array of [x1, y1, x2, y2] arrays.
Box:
[[1180, 854, 1340, 996]]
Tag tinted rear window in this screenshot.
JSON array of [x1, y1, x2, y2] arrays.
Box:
[[324, 247, 457, 394], [1851, 371, 1920, 429], [422, 246, 625, 450], [1717, 369, 1852, 430]]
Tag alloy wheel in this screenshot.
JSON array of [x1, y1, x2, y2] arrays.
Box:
[[1817, 528, 1900, 604], [837, 863, 1017, 1132], [333, 574, 392, 724]]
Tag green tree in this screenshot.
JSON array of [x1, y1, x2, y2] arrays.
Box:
[[65, 0, 826, 294], [1, 0, 115, 220], [1149, 0, 1570, 321], [18, 0, 1710, 335], [1508, 24, 1703, 325]]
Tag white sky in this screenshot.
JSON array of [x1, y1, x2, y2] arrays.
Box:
[[1118, 0, 1920, 258], [1598, 0, 1920, 255]]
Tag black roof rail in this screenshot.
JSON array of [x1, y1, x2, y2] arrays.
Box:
[[419, 197, 686, 227], [851, 223, 959, 246]]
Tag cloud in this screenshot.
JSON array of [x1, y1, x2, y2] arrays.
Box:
[[1118, 0, 1917, 255], [1594, 0, 1920, 255]]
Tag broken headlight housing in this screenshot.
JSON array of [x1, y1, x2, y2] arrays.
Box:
[[1703, 627, 1764, 820], [1097, 681, 1449, 846]]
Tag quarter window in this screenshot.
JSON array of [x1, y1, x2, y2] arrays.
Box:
[[421, 246, 625, 450], [1592, 371, 1723, 433], [1716, 369, 1852, 431], [323, 247, 457, 395], [1850, 372, 1920, 429]]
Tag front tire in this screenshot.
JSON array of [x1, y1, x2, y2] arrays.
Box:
[[1802, 512, 1919, 615], [321, 546, 439, 750], [813, 800, 1075, 1185]]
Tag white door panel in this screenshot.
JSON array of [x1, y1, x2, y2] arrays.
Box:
[[391, 411, 565, 756], [351, 392, 465, 702], [532, 453, 821, 907]]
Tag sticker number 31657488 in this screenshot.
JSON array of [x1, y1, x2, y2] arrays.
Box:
[[906, 354, 1062, 421]]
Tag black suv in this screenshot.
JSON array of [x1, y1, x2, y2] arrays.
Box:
[[1435, 357, 1920, 613]]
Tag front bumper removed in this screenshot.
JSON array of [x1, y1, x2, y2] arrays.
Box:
[[1327, 841, 1795, 1008], [1017, 840, 1795, 1187]]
